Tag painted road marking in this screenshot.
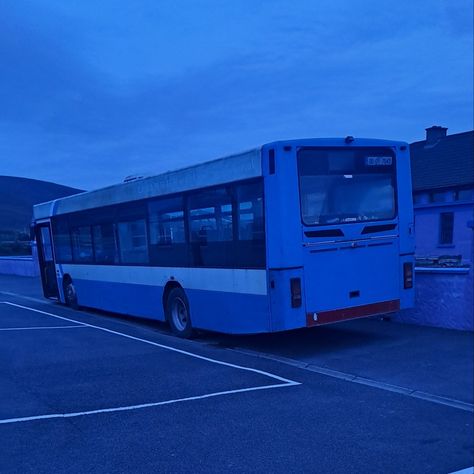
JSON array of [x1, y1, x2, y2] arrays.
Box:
[[0, 325, 86, 331], [1, 302, 298, 384], [2, 297, 472, 414], [0, 291, 46, 304], [0, 301, 300, 424], [0, 383, 293, 425], [449, 468, 474, 474]]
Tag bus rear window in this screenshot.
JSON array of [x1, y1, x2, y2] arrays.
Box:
[[297, 148, 396, 226]]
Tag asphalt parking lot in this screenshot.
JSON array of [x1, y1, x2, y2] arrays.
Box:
[[0, 275, 473, 473]]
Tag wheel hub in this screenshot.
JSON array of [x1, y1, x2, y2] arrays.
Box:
[[171, 297, 188, 331]]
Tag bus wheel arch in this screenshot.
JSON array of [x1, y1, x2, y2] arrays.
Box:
[[62, 274, 78, 309], [163, 282, 194, 338]]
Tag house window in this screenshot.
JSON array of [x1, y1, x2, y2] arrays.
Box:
[[439, 212, 454, 245], [458, 189, 474, 201]]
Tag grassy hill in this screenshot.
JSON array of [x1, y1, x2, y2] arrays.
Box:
[[0, 176, 83, 254]]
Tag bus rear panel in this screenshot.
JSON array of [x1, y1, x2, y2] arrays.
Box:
[[263, 138, 414, 332]]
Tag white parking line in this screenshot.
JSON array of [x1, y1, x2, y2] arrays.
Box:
[[0, 301, 301, 424], [0, 326, 86, 331], [0, 291, 47, 305], [1, 301, 298, 385], [449, 467, 474, 474], [0, 382, 293, 425]]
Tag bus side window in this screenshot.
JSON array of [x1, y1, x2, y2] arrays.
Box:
[[117, 219, 149, 264], [71, 226, 94, 263], [52, 216, 73, 263], [235, 181, 265, 268], [189, 206, 217, 244], [149, 197, 185, 246], [148, 197, 188, 267], [188, 187, 233, 267], [93, 223, 118, 264]]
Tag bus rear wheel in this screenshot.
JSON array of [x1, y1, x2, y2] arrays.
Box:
[[166, 288, 194, 338], [64, 280, 78, 309]]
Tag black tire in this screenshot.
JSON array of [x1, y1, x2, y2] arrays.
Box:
[[165, 287, 194, 338], [63, 280, 78, 310]]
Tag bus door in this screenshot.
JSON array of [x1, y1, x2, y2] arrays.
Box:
[[36, 222, 59, 298]]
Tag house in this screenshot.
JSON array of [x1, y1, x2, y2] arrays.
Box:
[[394, 126, 473, 330], [411, 126, 474, 263]]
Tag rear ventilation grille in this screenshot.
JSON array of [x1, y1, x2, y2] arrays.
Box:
[[361, 224, 397, 234], [305, 229, 344, 238]]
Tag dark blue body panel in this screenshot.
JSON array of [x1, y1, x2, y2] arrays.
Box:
[[70, 278, 271, 334]]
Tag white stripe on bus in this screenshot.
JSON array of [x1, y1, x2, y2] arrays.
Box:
[[60, 264, 268, 296]]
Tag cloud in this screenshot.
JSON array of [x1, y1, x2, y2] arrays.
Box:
[[0, 0, 472, 189]]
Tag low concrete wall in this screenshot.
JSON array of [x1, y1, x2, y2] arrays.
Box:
[[394, 267, 473, 331], [0, 256, 40, 277]]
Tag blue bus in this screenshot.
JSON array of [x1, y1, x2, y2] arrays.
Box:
[[33, 138, 415, 337]]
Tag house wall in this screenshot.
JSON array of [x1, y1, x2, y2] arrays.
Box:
[[399, 192, 474, 331], [414, 200, 474, 264]]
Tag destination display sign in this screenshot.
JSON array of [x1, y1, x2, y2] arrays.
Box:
[[365, 156, 393, 166]]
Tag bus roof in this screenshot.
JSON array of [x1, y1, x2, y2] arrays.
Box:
[[33, 147, 262, 219], [33, 137, 407, 220]]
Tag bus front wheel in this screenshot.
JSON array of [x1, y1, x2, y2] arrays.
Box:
[[64, 280, 78, 309], [166, 288, 194, 338]]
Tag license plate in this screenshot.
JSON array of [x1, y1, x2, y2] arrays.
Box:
[[365, 156, 392, 166]]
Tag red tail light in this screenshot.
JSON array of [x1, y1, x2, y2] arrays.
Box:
[[290, 278, 302, 308], [403, 262, 413, 289]]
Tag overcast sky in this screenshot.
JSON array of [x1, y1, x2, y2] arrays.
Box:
[[1, 0, 473, 190]]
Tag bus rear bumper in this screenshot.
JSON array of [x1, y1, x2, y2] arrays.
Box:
[[306, 299, 400, 326]]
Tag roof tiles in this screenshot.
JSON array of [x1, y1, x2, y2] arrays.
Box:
[[410, 131, 474, 191]]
